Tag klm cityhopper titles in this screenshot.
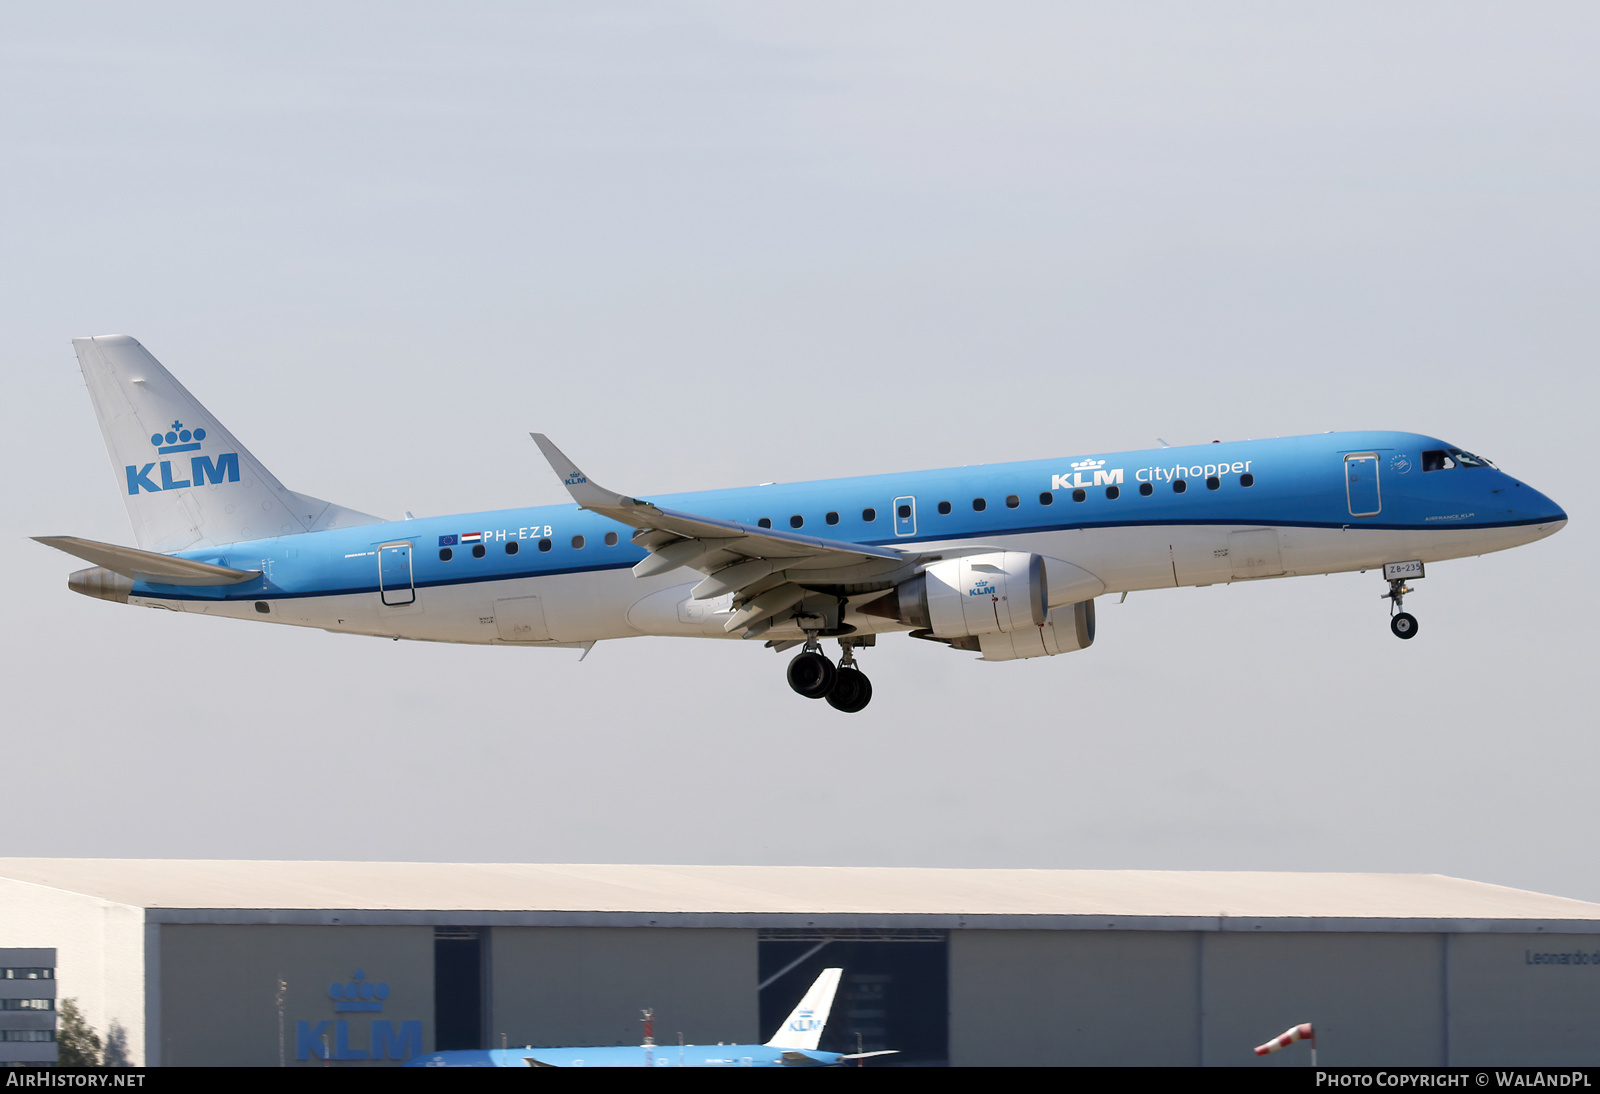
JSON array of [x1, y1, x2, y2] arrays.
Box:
[[38, 336, 1567, 713]]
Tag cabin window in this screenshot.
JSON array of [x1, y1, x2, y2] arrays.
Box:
[[863, 508, 877, 522], [472, 544, 485, 558], [439, 547, 453, 561], [972, 497, 987, 512], [937, 501, 952, 515], [1240, 473, 1254, 487], [1139, 482, 1153, 496], [538, 538, 552, 552], [505, 541, 518, 555], [1206, 476, 1220, 490], [1005, 494, 1019, 509], [825, 511, 839, 525], [1038, 492, 1053, 506], [1072, 488, 1086, 503], [571, 535, 585, 549], [758, 518, 772, 529], [1173, 479, 1187, 493], [255, 601, 270, 614], [604, 531, 619, 545], [790, 515, 804, 529], [1105, 485, 1120, 500], [896, 504, 910, 519]]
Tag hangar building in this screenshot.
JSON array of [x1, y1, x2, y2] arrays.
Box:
[[2, 859, 1598, 1067]]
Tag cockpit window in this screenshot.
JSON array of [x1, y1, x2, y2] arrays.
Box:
[[1423, 447, 1496, 471]]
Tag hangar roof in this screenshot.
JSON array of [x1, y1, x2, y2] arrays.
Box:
[[2, 860, 1597, 933]]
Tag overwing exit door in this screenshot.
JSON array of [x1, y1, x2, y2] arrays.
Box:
[[893, 496, 917, 537]]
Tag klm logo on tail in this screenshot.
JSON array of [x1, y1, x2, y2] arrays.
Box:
[[788, 1008, 821, 1033], [125, 420, 240, 495]]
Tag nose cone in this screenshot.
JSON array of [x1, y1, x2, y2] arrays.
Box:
[[1512, 480, 1567, 537]]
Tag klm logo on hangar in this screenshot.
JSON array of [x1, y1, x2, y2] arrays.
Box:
[[124, 420, 240, 494], [296, 969, 422, 1062]]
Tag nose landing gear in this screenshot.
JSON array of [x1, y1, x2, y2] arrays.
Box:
[[786, 636, 874, 712], [1380, 561, 1424, 640]]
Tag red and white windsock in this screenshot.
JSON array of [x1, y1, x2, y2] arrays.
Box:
[[1255, 1023, 1314, 1056]]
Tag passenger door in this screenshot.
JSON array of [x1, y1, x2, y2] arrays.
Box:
[[1345, 454, 1381, 517], [378, 542, 415, 606]]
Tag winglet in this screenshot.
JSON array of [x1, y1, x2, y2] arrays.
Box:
[[530, 434, 649, 512]]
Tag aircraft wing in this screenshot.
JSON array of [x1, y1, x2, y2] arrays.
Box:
[[532, 435, 914, 635], [34, 536, 262, 586]]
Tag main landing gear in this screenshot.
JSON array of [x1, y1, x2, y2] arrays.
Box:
[[787, 638, 873, 713], [1383, 576, 1419, 640]]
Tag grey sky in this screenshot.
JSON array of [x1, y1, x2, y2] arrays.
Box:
[[4, 4, 1596, 897]]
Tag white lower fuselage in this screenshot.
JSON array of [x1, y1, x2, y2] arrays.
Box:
[[133, 521, 1554, 648]]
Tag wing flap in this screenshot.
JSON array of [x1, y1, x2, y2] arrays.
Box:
[[34, 536, 261, 586]]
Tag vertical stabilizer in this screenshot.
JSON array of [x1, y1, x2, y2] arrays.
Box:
[[764, 968, 842, 1051], [72, 335, 381, 552]]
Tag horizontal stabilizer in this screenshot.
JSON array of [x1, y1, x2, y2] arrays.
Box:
[[33, 536, 261, 586]]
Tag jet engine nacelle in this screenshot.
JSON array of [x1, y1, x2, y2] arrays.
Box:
[[867, 551, 1048, 637], [978, 599, 1096, 661]]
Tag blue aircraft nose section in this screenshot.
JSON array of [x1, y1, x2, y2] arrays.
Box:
[[1516, 481, 1567, 526]]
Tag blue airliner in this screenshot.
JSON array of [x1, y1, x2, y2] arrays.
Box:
[[404, 967, 892, 1067], [38, 336, 1567, 712]]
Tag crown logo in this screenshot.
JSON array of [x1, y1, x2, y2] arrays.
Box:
[[150, 420, 206, 455], [328, 969, 390, 1012], [1070, 458, 1105, 471]]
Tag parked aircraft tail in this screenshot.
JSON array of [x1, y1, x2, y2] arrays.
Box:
[[764, 967, 842, 1052], [71, 335, 382, 552]]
